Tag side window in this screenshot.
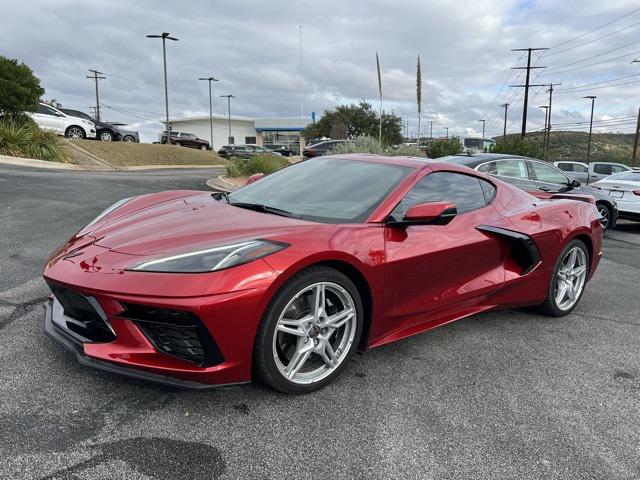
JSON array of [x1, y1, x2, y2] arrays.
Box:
[[38, 104, 58, 116], [593, 164, 612, 175], [574, 164, 588, 173], [391, 172, 489, 220], [556, 162, 571, 172], [530, 162, 569, 185], [611, 165, 627, 174], [493, 159, 529, 179], [477, 162, 496, 174]]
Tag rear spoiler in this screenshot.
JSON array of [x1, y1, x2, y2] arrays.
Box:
[[550, 193, 596, 205]]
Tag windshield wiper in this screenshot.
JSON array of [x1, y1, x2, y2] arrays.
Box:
[[229, 202, 301, 219]]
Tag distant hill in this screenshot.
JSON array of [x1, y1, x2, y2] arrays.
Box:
[[495, 131, 637, 165]]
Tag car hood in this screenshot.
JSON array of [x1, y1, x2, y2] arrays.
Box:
[[91, 191, 314, 256]]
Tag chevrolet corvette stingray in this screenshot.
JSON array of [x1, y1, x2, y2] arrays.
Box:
[[43, 154, 602, 393]]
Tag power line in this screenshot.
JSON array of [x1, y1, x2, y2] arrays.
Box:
[[554, 72, 640, 92], [555, 78, 640, 94], [545, 20, 640, 57]]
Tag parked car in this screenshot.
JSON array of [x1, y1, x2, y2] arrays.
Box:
[[591, 171, 640, 222], [27, 103, 96, 139], [61, 109, 127, 142], [161, 131, 210, 150], [217, 144, 281, 159], [43, 154, 602, 393], [116, 127, 140, 143], [265, 144, 296, 157], [554, 160, 633, 184], [302, 140, 349, 158], [443, 153, 618, 230]]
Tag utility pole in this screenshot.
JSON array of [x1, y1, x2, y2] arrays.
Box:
[[511, 48, 548, 137], [632, 106, 640, 168], [429, 120, 433, 139], [220, 95, 235, 144], [478, 119, 485, 138], [500, 103, 509, 139], [538, 105, 549, 155], [544, 83, 561, 161], [146, 32, 179, 145], [584, 95, 597, 178], [444, 127, 449, 138], [198, 76, 219, 151], [86, 69, 106, 122]]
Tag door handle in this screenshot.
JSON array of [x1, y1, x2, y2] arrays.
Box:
[[539, 186, 551, 192]]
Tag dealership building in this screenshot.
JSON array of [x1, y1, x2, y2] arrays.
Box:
[[167, 115, 307, 150]]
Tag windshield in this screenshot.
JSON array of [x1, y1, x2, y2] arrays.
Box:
[[228, 157, 412, 223]]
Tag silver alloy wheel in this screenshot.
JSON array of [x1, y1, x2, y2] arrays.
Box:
[[554, 246, 587, 311], [67, 127, 84, 139], [123, 136, 134, 142], [100, 131, 113, 141], [597, 205, 609, 229], [200, 144, 207, 151], [272, 282, 357, 385]]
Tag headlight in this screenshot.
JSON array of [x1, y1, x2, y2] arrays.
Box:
[[83, 120, 93, 126], [80, 197, 131, 232], [128, 240, 288, 273]]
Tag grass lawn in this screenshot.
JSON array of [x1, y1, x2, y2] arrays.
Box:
[[70, 140, 227, 167]]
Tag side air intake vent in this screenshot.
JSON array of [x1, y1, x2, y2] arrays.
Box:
[[476, 225, 541, 275]]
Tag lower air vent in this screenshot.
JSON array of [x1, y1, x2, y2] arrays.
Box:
[[118, 303, 223, 367]]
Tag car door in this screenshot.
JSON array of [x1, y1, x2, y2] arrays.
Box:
[[476, 158, 535, 192], [34, 104, 65, 134], [529, 160, 574, 198], [383, 171, 505, 334]]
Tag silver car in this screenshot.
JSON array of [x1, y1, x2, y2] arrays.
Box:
[[554, 160, 632, 184]]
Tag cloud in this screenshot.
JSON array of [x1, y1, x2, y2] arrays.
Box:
[[2, 0, 639, 141]]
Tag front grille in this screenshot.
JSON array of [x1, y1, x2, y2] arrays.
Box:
[[118, 303, 223, 367], [47, 282, 116, 343]]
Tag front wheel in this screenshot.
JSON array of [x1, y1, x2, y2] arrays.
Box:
[[175, 141, 182, 147], [253, 266, 363, 394], [596, 203, 612, 230], [200, 144, 208, 151], [537, 239, 589, 317], [65, 126, 86, 140], [99, 130, 113, 141]]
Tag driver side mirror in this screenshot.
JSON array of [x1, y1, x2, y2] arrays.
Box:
[[569, 179, 581, 187], [388, 201, 458, 228]]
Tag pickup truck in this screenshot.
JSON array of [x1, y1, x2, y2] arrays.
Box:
[[554, 161, 634, 184]]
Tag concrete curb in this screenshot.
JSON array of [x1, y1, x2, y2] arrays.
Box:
[[206, 174, 241, 192], [0, 155, 227, 172]]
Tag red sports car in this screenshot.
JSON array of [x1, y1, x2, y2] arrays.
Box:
[[43, 154, 602, 394]]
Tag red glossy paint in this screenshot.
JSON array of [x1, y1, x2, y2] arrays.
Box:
[[43, 155, 603, 386]]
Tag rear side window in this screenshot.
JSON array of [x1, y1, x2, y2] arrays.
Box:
[[391, 172, 492, 219], [594, 164, 613, 175], [556, 162, 571, 171]]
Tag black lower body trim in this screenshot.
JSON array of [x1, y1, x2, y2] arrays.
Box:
[[43, 300, 246, 390]]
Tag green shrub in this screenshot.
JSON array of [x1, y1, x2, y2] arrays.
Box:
[[423, 137, 463, 158], [0, 117, 70, 162], [490, 136, 543, 159], [225, 154, 289, 177], [332, 135, 421, 156]]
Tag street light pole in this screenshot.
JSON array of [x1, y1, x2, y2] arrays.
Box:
[[478, 119, 485, 138], [501, 103, 509, 139], [538, 105, 549, 155], [444, 127, 449, 138], [220, 95, 235, 144], [583, 95, 597, 181], [146, 32, 179, 145], [199, 76, 218, 151]]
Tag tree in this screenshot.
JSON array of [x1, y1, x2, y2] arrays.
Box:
[[490, 136, 543, 159], [424, 137, 463, 158], [302, 101, 403, 145], [0, 56, 44, 118]]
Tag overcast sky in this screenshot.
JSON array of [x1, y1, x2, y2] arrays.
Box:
[[2, 0, 640, 142]]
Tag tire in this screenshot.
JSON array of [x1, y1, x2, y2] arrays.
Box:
[[99, 130, 113, 142], [123, 136, 135, 143], [253, 266, 363, 394], [65, 126, 86, 140], [175, 142, 182, 147], [537, 239, 589, 317], [596, 203, 612, 230], [200, 144, 208, 151]]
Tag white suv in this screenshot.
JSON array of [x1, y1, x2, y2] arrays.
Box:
[[27, 103, 96, 139]]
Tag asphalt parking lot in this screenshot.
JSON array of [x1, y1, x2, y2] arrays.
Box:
[[1, 164, 639, 480]]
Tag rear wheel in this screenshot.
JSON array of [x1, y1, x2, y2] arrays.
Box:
[[538, 239, 589, 317], [200, 144, 208, 151], [65, 126, 85, 140], [99, 130, 113, 141], [253, 266, 363, 394], [123, 135, 135, 142]]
